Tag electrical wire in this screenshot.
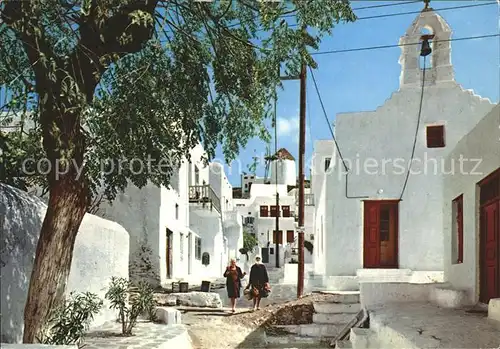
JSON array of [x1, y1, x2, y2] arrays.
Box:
[[399, 56, 427, 201], [227, 0, 422, 29], [312, 33, 500, 56], [287, 2, 496, 27], [308, 66, 348, 173]]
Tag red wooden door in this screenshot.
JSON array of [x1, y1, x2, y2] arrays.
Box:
[[364, 202, 380, 268], [364, 201, 399, 268], [480, 200, 500, 303]]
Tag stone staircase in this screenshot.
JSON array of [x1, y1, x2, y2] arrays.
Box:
[[266, 292, 362, 348], [334, 327, 380, 349]]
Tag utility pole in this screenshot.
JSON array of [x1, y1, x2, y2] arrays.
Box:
[[275, 190, 280, 267], [297, 30, 307, 299], [274, 68, 280, 268]]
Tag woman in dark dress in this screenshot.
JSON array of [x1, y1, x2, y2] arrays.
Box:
[[223, 258, 246, 313], [248, 255, 269, 311]]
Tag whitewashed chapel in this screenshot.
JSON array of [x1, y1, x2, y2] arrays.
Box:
[[311, 7, 496, 291]]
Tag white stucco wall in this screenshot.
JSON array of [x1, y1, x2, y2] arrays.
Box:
[[443, 104, 500, 304], [270, 159, 297, 186], [0, 184, 129, 343], [98, 183, 161, 285], [321, 10, 495, 277]]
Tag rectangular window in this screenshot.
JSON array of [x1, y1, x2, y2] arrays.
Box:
[[270, 205, 280, 217], [426, 125, 445, 148], [324, 157, 332, 172], [260, 205, 269, 217], [194, 165, 200, 184], [273, 230, 283, 244], [452, 195, 464, 264], [195, 237, 202, 260], [282, 205, 291, 217], [180, 233, 184, 261], [175, 204, 179, 220], [286, 230, 295, 243]]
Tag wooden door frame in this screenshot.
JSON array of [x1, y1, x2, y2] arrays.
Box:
[[478, 167, 500, 303], [166, 229, 173, 279], [363, 200, 400, 269]]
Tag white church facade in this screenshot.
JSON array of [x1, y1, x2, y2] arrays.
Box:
[[311, 7, 496, 291]]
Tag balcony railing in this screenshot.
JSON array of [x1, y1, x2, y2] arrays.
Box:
[[295, 193, 315, 206], [189, 184, 221, 214]]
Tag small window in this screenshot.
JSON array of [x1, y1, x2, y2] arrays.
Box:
[[286, 230, 294, 243], [270, 248, 274, 254], [244, 183, 248, 188], [260, 206, 269, 217], [282, 205, 291, 217], [180, 233, 184, 261], [273, 230, 283, 244], [194, 165, 200, 184], [202, 252, 210, 266], [426, 125, 445, 148], [270, 205, 279, 217], [175, 204, 179, 220], [324, 157, 331, 172], [195, 237, 202, 260], [452, 195, 464, 264]]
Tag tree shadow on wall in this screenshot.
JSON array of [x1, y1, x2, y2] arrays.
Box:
[[0, 183, 44, 343]]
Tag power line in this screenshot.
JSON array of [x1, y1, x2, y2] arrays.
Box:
[[399, 55, 428, 200], [312, 33, 500, 56], [227, 0, 421, 29], [308, 66, 348, 173], [288, 2, 497, 27]]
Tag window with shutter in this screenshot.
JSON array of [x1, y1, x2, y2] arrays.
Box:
[[260, 206, 269, 217], [426, 125, 445, 148]]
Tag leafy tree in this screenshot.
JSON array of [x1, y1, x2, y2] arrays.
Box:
[[243, 230, 258, 253], [0, 0, 355, 342]]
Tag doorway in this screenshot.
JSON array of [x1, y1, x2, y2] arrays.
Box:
[[188, 233, 192, 275], [363, 200, 399, 268], [261, 247, 269, 263], [479, 168, 500, 303], [166, 229, 173, 279]]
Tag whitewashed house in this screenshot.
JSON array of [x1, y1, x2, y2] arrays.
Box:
[[233, 148, 315, 273], [311, 8, 496, 290], [443, 104, 499, 305], [98, 144, 243, 286]]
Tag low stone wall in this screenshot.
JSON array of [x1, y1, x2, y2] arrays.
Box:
[[360, 282, 446, 308], [155, 292, 223, 308], [0, 184, 130, 343], [0, 343, 78, 349]]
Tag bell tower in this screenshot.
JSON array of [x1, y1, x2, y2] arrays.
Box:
[[399, 0, 455, 88]]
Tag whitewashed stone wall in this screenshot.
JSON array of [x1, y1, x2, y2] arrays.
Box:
[[0, 184, 129, 343], [443, 104, 500, 304]]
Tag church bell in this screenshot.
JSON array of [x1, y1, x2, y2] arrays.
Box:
[[420, 36, 433, 57]]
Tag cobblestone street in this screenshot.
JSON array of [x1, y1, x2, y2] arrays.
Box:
[[83, 321, 188, 349]]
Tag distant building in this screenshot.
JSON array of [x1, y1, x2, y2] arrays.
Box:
[[233, 148, 315, 269]]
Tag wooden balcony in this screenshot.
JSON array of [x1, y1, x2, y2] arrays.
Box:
[[188, 185, 221, 214]]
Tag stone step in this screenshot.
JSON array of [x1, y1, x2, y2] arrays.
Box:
[[265, 334, 331, 348], [336, 339, 353, 348], [313, 313, 355, 325], [349, 328, 377, 349], [272, 324, 343, 338], [314, 302, 361, 314], [317, 291, 360, 304], [299, 324, 344, 338]]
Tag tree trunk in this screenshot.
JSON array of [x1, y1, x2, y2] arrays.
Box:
[[22, 174, 87, 343]]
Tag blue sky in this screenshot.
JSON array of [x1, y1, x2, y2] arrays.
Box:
[[217, 0, 500, 187]]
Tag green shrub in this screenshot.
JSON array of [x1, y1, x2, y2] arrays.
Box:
[[40, 292, 103, 347], [105, 277, 156, 335]]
